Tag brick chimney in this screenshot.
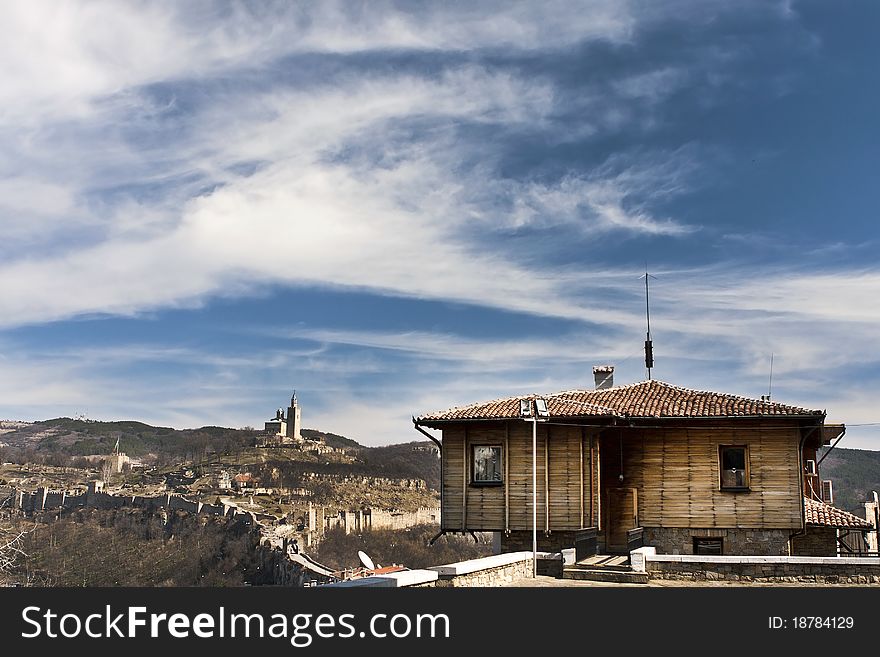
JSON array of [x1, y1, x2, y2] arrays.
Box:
[[593, 365, 614, 390]]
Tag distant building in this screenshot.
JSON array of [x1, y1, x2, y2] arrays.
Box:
[[263, 391, 303, 444], [286, 391, 302, 442], [217, 470, 232, 490], [105, 437, 129, 473], [412, 444, 440, 458], [264, 408, 287, 437], [233, 473, 255, 491]]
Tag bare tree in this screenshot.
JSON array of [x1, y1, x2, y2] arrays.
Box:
[[0, 493, 34, 585], [101, 458, 114, 484], [0, 524, 29, 581]]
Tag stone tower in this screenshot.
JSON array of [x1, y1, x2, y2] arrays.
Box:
[[286, 390, 302, 441]]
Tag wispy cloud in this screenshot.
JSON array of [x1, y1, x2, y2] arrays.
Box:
[[2, 2, 877, 450], [0, 59, 696, 328]]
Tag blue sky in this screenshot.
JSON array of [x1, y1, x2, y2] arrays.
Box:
[[1, 1, 879, 448]]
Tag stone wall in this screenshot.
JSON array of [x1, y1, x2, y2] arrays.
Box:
[[14, 486, 438, 542], [431, 553, 534, 587], [646, 556, 880, 584], [433, 559, 532, 587], [790, 527, 838, 557], [367, 507, 440, 530], [642, 527, 791, 555], [322, 552, 562, 588], [426, 551, 561, 586]]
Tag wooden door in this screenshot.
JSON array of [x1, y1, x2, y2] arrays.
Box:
[[604, 487, 638, 553]]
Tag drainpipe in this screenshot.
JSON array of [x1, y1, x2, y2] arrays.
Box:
[[789, 422, 823, 547], [413, 418, 443, 536], [412, 418, 441, 450]]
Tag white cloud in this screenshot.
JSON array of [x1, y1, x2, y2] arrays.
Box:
[[4, 2, 877, 450], [0, 1, 634, 127], [0, 59, 687, 328]]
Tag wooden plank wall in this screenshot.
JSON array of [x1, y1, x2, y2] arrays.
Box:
[[507, 421, 542, 530], [609, 427, 803, 530], [441, 425, 466, 530], [442, 422, 800, 532], [441, 422, 595, 532]]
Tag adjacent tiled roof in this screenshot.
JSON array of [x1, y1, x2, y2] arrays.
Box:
[[804, 497, 872, 529], [416, 379, 823, 424]]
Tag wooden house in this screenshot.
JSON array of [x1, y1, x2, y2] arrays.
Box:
[[414, 374, 870, 556]]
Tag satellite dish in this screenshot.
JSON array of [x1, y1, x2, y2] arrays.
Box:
[[358, 550, 375, 571]]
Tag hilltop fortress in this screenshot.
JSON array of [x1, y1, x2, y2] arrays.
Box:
[[259, 392, 345, 455], [264, 391, 303, 443]]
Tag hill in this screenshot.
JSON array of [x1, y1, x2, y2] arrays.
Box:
[[818, 446, 880, 517], [0, 418, 440, 503], [300, 428, 362, 451], [0, 418, 258, 467]]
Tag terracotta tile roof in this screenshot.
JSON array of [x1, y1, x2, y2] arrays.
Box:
[[416, 379, 823, 424], [804, 497, 872, 529]]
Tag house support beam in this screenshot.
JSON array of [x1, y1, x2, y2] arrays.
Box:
[[596, 435, 601, 531], [544, 427, 550, 532], [589, 432, 595, 526], [504, 423, 510, 533], [462, 426, 468, 531], [580, 428, 585, 528]]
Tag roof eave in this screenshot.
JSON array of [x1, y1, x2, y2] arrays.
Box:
[[806, 522, 872, 530], [415, 414, 618, 427], [416, 411, 825, 428]]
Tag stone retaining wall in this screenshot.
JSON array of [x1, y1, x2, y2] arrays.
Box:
[[331, 552, 560, 588], [642, 527, 791, 555], [644, 554, 880, 584], [432, 558, 533, 587]]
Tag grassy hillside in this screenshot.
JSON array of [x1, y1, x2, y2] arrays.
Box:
[[358, 441, 440, 491], [301, 428, 362, 451], [818, 446, 880, 517], [0, 418, 257, 465]]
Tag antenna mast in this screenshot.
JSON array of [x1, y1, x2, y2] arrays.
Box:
[[768, 353, 774, 400], [642, 268, 656, 380]]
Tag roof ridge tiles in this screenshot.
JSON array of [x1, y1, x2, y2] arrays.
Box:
[[416, 378, 823, 423]]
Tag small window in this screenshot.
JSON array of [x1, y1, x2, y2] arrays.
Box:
[[719, 445, 750, 490], [693, 538, 723, 555], [472, 445, 503, 485]]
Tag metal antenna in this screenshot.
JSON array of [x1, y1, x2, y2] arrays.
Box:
[[640, 268, 657, 380], [768, 353, 774, 401]]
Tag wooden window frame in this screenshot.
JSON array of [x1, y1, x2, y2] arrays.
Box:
[[471, 444, 503, 486], [718, 444, 750, 492], [693, 537, 724, 555]]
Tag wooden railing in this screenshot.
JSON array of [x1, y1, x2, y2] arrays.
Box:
[[626, 527, 645, 552], [575, 527, 598, 561]]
